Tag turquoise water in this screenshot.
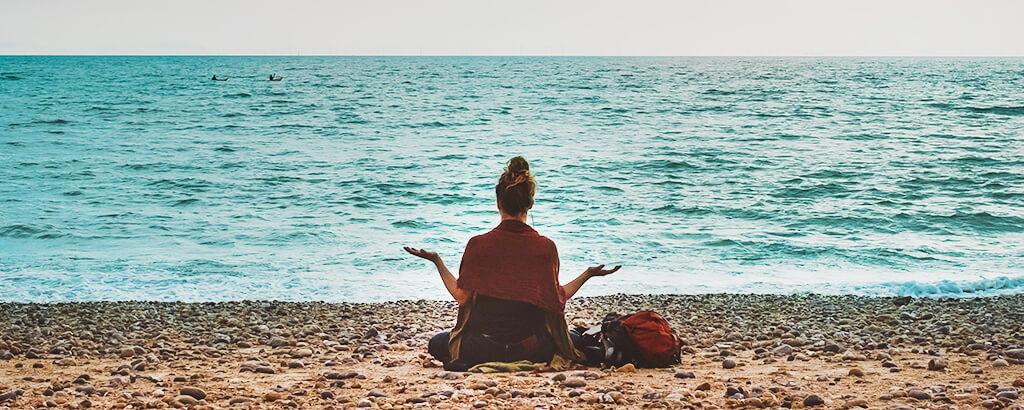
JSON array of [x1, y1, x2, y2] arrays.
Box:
[[1, 56, 1023, 302]]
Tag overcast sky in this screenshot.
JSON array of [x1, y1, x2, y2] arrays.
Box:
[[2, 0, 1023, 56]]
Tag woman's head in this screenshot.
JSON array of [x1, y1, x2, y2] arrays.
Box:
[[495, 156, 535, 217]]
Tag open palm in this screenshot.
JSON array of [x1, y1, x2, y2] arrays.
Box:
[[585, 264, 621, 277], [403, 247, 440, 263]]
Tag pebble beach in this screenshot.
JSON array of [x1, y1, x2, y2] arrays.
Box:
[[1, 294, 1022, 409]]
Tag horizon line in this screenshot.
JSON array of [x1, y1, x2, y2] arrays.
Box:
[[4, 54, 1024, 58]]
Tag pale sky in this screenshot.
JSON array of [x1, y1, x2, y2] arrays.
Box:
[[2, 0, 1023, 56]]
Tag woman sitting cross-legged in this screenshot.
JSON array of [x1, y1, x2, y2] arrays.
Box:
[[404, 156, 620, 371]]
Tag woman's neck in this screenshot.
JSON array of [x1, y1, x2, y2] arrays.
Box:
[[501, 212, 528, 223]]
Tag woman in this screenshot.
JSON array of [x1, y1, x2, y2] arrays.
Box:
[[404, 156, 620, 371]]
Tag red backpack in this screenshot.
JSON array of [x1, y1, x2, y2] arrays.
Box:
[[600, 311, 681, 368]]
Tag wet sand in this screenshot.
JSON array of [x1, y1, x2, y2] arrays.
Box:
[[1, 294, 1022, 408]]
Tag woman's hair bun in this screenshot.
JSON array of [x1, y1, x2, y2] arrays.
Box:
[[495, 156, 536, 215], [507, 156, 529, 175]]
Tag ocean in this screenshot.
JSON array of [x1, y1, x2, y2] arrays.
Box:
[[1, 56, 1022, 303]]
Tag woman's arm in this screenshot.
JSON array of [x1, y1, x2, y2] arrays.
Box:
[[403, 247, 471, 305], [562, 264, 621, 299]]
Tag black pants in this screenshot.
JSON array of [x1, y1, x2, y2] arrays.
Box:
[[429, 330, 588, 367]]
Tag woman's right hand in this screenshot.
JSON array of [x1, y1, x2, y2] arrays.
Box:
[[404, 247, 440, 263]]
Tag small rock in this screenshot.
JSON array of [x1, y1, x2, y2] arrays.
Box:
[[842, 398, 869, 408], [175, 395, 199, 406], [356, 398, 373, 408], [993, 359, 1009, 368], [981, 399, 1001, 408], [179, 387, 207, 400], [55, 358, 77, 366], [722, 358, 736, 369], [674, 371, 695, 379], [848, 368, 865, 377], [367, 388, 386, 397], [823, 343, 841, 353], [321, 391, 334, 400], [255, 366, 275, 374], [774, 344, 793, 356], [473, 400, 488, 408], [696, 382, 712, 391], [1012, 378, 1024, 387], [287, 361, 303, 369], [563, 377, 586, 388], [364, 327, 379, 339], [264, 392, 283, 402], [291, 348, 313, 358], [616, 363, 637, 373], [1006, 349, 1024, 359], [996, 390, 1018, 400], [907, 389, 932, 400], [267, 336, 289, 347], [228, 397, 251, 404], [551, 373, 566, 382], [0, 391, 19, 403], [803, 394, 824, 407], [928, 357, 948, 371], [118, 347, 135, 358]]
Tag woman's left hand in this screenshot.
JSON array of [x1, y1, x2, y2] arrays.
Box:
[[585, 264, 621, 277]]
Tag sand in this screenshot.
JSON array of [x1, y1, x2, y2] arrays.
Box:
[[1, 294, 1022, 408]]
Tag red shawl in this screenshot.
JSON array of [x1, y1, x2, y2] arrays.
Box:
[[457, 220, 566, 313]]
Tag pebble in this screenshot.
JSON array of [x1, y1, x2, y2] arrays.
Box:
[[996, 390, 1018, 400], [1013, 379, 1024, 387], [357, 398, 373, 408], [367, 388, 386, 397], [928, 357, 948, 371], [255, 365, 275, 374], [823, 343, 841, 353], [321, 391, 334, 400], [264, 392, 283, 402], [0, 391, 19, 403], [993, 359, 1009, 368], [0, 350, 12, 360], [472, 400, 488, 408], [551, 373, 566, 382], [722, 358, 736, 369], [563, 377, 586, 388], [842, 398, 869, 408], [179, 387, 206, 400], [674, 370, 695, 379], [848, 368, 865, 377], [267, 336, 289, 347], [773, 344, 793, 356], [291, 348, 313, 358], [803, 394, 824, 407], [1006, 349, 1024, 359], [228, 397, 251, 404], [907, 389, 933, 400], [616, 363, 637, 372], [175, 395, 199, 406], [55, 358, 77, 366], [696, 382, 712, 391]]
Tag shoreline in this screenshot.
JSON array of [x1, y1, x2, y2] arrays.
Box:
[[2, 294, 1022, 408]]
